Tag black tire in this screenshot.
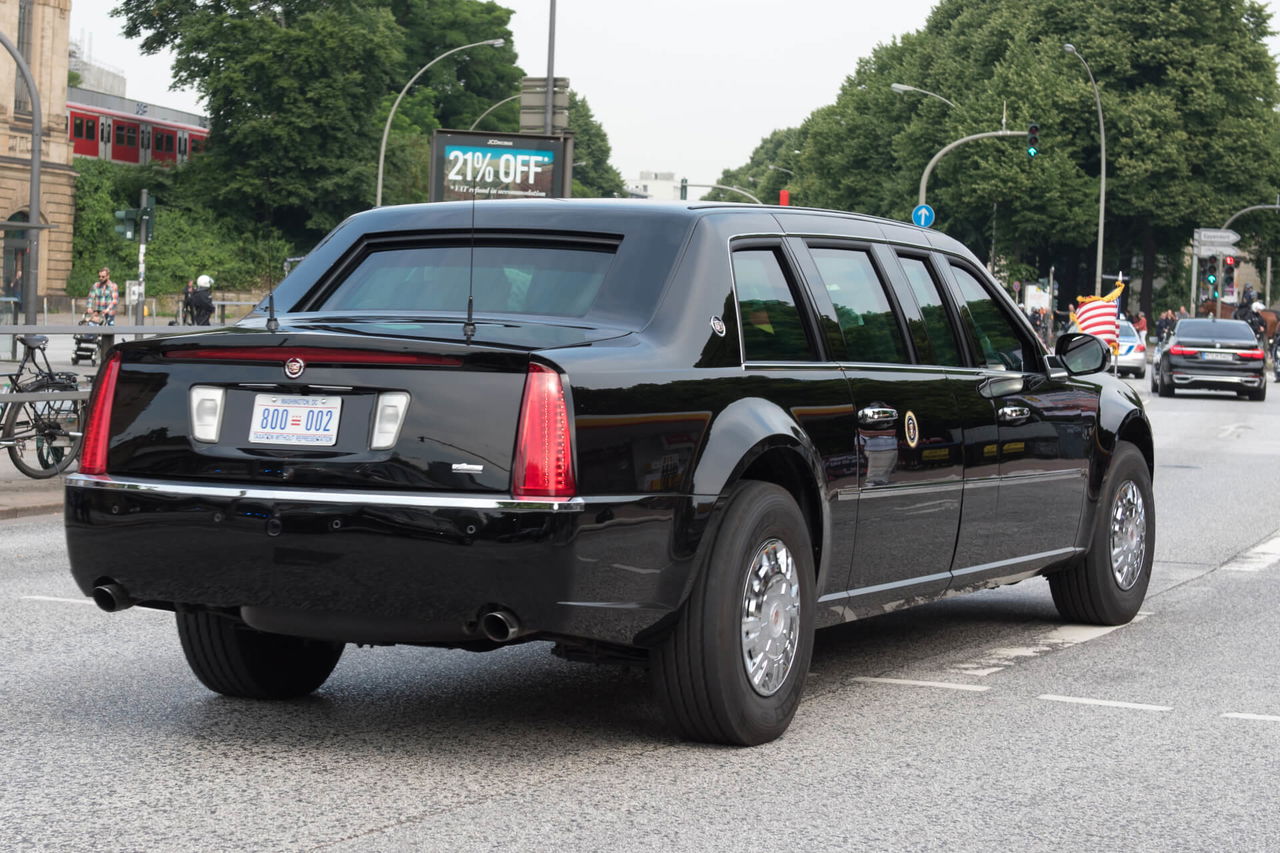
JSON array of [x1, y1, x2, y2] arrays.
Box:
[[1157, 367, 1174, 397], [1149, 369, 1158, 393], [1135, 366, 1145, 380], [651, 481, 815, 746], [1049, 441, 1154, 625], [176, 611, 344, 699], [2, 384, 84, 479], [1250, 382, 1267, 402]]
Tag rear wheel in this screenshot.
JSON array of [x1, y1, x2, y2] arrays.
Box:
[[1157, 367, 1174, 397], [651, 481, 815, 746], [2, 384, 84, 478], [1249, 382, 1267, 402], [1049, 441, 1154, 625], [176, 611, 344, 699]]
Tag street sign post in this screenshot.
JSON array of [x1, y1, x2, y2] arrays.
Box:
[[911, 204, 936, 228]]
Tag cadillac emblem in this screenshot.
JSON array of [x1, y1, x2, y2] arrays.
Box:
[[283, 357, 305, 379]]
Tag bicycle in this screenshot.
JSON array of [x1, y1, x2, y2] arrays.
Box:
[[1, 334, 86, 478]]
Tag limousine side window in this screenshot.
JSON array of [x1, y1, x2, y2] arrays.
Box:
[[732, 248, 817, 362], [950, 264, 1039, 372], [809, 248, 909, 364], [896, 255, 964, 367]]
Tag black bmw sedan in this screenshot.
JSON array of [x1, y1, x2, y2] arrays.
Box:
[[66, 200, 1155, 745], [1152, 317, 1266, 400]]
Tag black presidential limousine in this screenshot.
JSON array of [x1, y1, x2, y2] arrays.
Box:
[[66, 200, 1154, 745]]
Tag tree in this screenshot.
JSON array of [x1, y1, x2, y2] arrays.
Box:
[[566, 92, 625, 198], [705, 127, 802, 205]]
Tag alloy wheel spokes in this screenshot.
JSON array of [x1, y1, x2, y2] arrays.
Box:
[[741, 538, 801, 697], [1110, 480, 1146, 590]]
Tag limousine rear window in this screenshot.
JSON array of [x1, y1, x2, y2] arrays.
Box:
[[317, 243, 617, 318]]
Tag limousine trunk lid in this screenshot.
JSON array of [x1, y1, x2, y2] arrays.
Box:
[[96, 322, 620, 493]]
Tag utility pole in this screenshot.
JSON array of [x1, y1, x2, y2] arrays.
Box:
[[136, 189, 149, 325]]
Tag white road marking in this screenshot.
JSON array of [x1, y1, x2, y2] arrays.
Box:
[[1222, 713, 1280, 723], [1218, 422, 1251, 440], [1220, 532, 1280, 572], [1039, 694, 1171, 712], [947, 616, 1146, 677], [21, 595, 95, 606], [853, 677, 990, 692]]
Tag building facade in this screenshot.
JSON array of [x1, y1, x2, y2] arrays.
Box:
[[1, 0, 76, 307]]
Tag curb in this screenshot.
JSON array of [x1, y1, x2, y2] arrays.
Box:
[[0, 499, 63, 521]]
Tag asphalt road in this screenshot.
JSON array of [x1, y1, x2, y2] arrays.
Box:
[[2, 377, 1279, 851]]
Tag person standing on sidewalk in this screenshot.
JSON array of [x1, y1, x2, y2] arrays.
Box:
[[86, 267, 119, 325]]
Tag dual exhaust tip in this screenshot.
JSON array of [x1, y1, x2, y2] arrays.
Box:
[[93, 584, 525, 644]]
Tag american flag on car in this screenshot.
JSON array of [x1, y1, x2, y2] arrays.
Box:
[[1074, 295, 1121, 346]]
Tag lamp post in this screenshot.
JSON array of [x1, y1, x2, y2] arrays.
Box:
[[1064, 43, 1106, 296], [375, 38, 505, 207], [469, 94, 520, 130], [767, 165, 795, 177], [890, 82, 958, 109]]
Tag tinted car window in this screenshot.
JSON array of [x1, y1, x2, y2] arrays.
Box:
[[733, 249, 816, 362], [810, 248, 908, 364], [1117, 322, 1138, 341], [897, 256, 963, 366], [1175, 319, 1257, 342], [950, 264, 1038, 372], [320, 244, 615, 317]]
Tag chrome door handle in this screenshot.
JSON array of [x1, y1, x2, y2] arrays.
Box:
[[858, 406, 899, 425], [998, 406, 1031, 423]]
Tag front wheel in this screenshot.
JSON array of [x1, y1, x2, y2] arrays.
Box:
[[1049, 441, 1154, 625], [651, 481, 815, 746], [2, 385, 84, 479], [176, 611, 344, 699]]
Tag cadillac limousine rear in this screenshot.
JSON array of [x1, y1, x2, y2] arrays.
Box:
[[64, 331, 693, 648]]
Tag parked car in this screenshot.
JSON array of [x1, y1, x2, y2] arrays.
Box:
[[1115, 319, 1147, 378], [66, 200, 1155, 745], [1152, 317, 1266, 400]]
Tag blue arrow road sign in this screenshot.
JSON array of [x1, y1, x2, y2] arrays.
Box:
[[912, 204, 936, 228]]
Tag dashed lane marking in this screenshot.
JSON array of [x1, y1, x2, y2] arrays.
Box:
[[853, 677, 990, 692], [1221, 532, 1280, 572], [1039, 694, 1171, 712], [947, 614, 1148, 678], [1222, 713, 1280, 723]]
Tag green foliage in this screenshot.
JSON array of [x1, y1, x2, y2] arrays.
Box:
[[567, 92, 625, 198], [69, 158, 293, 296], [67, 70, 81, 88], [706, 128, 802, 205], [715, 0, 1280, 309]]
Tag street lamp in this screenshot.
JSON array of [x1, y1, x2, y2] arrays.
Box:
[[375, 38, 505, 207], [1064, 43, 1107, 296], [469, 94, 520, 130], [767, 165, 795, 177], [890, 82, 958, 109]]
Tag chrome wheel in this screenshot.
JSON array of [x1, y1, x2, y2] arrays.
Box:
[[741, 538, 801, 697], [1110, 480, 1147, 590]]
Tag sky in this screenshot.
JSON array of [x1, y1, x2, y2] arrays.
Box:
[[69, 0, 1280, 187]]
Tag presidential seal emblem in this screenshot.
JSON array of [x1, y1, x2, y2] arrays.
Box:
[[903, 410, 920, 449]]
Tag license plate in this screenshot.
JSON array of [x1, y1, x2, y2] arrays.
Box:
[[1202, 352, 1233, 361], [249, 394, 342, 446]]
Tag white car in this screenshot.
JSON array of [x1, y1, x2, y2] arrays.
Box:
[[1113, 320, 1147, 378]]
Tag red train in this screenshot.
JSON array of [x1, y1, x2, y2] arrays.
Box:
[[66, 86, 208, 166]]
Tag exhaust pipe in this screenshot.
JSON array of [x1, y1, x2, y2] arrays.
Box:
[[92, 583, 134, 613], [479, 609, 522, 643]]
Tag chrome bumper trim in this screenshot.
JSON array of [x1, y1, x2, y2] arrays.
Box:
[[64, 474, 615, 513], [1171, 373, 1262, 387]]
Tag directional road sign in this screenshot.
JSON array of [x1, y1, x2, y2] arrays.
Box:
[[1194, 228, 1240, 245], [1196, 243, 1240, 257], [912, 204, 936, 228]]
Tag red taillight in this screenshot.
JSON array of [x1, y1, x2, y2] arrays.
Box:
[[163, 347, 461, 367], [78, 352, 122, 475], [1169, 345, 1199, 356], [1136, 343, 1146, 353], [1240, 349, 1265, 360], [512, 364, 576, 499]]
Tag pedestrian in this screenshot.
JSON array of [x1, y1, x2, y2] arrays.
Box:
[[190, 274, 215, 326], [85, 266, 119, 325], [3, 268, 21, 319], [181, 279, 197, 325], [1177, 305, 1189, 320], [1134, 311, 1147, 336]]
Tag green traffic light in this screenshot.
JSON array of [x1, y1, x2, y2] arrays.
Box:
[[1027, 146, 1038, 157], [1207, 273, 1218, 285]]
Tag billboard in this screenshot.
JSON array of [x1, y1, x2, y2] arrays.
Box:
[[430, 130, 572, 202]]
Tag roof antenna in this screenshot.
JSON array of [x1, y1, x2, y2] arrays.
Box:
[[266, 288, 279, 333], [463, 176, 478, 344]]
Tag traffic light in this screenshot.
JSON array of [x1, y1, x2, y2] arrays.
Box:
[[140, 196, 157, 241], [679, 178, 688, 201], [1204, 255, 1219, 287], [1223, 255, 1236, 293], [1027, 122, 1040, 157], [114, 208, 139, 240]]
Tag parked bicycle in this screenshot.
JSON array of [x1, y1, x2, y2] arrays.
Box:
[[1, 334, 85, 478]]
